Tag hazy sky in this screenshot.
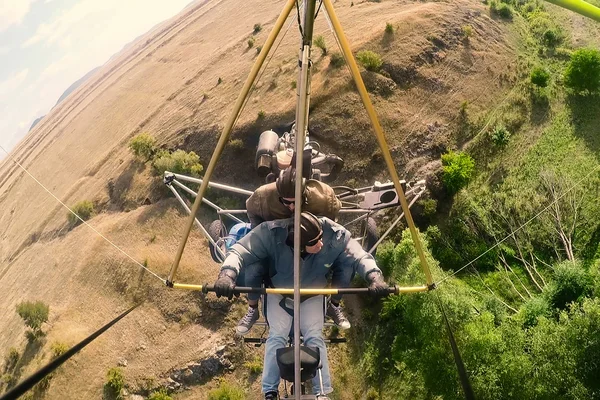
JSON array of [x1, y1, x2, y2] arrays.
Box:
[[0, 0, 194, 158]]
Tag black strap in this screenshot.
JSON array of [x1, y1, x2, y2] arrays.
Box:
[[0, 304, 139, 400], [436, 292, 475, 400]]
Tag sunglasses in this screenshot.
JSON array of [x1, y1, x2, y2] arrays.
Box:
[[279, 197, 295, 206], [306, 232, 323, 247]]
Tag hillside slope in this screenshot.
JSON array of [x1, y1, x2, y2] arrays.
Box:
[[0, 0, 519, 398]]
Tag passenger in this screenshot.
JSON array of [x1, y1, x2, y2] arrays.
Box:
[[238, 166, 351, 334], [213, 212, 390, 399]]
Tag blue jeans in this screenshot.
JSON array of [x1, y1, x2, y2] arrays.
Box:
[[262, 294, 332, 395]]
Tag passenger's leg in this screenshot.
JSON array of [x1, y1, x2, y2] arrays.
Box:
[[300, 295, 332, 395], [262, 294, 292, 395], [327, 266, 355, 330], [236, 261, 266, 334]]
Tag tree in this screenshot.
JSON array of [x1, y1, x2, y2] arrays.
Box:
[[16, 301, 49, 336], [564, 48, 600, 94], [530, 67, 550, 88], [441, 151, 475, 194]]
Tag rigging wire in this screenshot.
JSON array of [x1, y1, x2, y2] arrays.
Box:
[[436, 162, 600, 286], [0, 143, 166, 284]]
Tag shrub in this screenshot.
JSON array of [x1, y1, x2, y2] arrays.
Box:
[[291, 80, 297, 89], [151, 149, 203, 177], [105, 367, 124, 398], [16, 301, 49, 334], [244, 358, 263, 374], [207, 380, 245, 400], [491, 124, 511, 147], [418, 198, 438, 216], [385, 23, 394, 34], [217, 77, 223, 85], [256, 45, 262, 54], [50, 342, 69, 359], [517, 296, 551, 327], [564, 48, 600, 94], [440, 151, 475, 194], [314, 35, 327, 55], [148, 388, 173, 400], [257, 110, 266, 121], [329, 52, 345, 69], [128, 133, 156, 161], [253, 23, 262, 34], [545, 261, 593, 310], [493, 3, 513, 19], [462, 25, 473, 39], [228, 139, 244, 150], [5, 348, 19, 371], [542, 29, 562, 47], [530, 67, 550, 88], [356, 50, 383, 72], [247, 37, 255, 48], [67, 200, 94, 226]]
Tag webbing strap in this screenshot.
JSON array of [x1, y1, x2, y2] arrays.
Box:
[[0, 304, 139, 400]]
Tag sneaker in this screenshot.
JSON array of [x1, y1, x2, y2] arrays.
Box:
[[236, 306, 259, 335], [326, 302, 351, 330], [264, 390, 279, 400]]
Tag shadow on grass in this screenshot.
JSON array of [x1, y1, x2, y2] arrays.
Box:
[[567, 93, 600, 157]]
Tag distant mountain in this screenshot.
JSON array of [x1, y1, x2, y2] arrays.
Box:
[[53, 66, 101, 108], [29, 115, 45, 131]]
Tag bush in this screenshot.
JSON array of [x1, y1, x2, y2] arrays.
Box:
[[244, 358, 263, 374], [493, 3, 514, 19], [462, 25, 473, 39], [50, 342, 69, 359], [207, 380, 245, 400], [542, 29, 562, 47], [385, 23, 394, 34], [256, 45, 262, 54], [530, 67, 550, 88], [151, 149, 203, 177], [440, 151, 475, 194], [128, 133, 156, 161], [67, 200, 94, 227], [228, 139, 244, 150], [148, 389, 173, 400], [105, 367, 124, 398], [356, 50, 383, 72], [247, 37, 255, 48], [16, 301, 49, 334], [313, 35, 327, 55], [564, 48, 600, 94], [5, 348, 19, 371], [491, 124, 511, 147], [329, 52, 345, 69], [257, 110, 266, 121], [253, 23, 262, 34], [517, 296, 551, 327], [545, 261, 593, 310]]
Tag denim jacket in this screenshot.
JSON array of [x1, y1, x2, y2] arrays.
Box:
[[221, 217, 380, 288]]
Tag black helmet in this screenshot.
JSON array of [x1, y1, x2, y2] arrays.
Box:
[[286, 212, 323, 248], [276, 166, 305, 198]]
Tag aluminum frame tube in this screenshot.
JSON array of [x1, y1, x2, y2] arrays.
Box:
[[171, 179, 244, 223], [167, 172, 253, 196], [167, 0, 296, 285], [167, 184, 226, 260]]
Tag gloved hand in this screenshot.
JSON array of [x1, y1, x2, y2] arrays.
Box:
[[366, 271, 390, 298], [214, 269, 238, 300]]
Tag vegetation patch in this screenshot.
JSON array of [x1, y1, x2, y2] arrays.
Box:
[[207, 380, 245, 400], [16, 300, 49, 339], [440, 151, 475, 194], [151, 149, 203, 177], [67, 200, 94, 227], [356, 50, 383, 72]]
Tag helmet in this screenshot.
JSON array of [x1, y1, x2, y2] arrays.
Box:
[[276, 166, 305, 198], [286, 212, 323, 248]]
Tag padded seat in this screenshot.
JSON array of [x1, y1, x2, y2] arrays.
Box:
[[276, 345, 320, 382]]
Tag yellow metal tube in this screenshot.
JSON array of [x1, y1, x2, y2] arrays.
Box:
[[545, 0, 600, 22], [167, 0, 297, 284], [172, 283, 430, 294], [323, 0, 434, 286]]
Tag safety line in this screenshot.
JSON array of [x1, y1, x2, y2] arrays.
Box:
[[0, 144, 166, 284], [436, 163, 600, 286]]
